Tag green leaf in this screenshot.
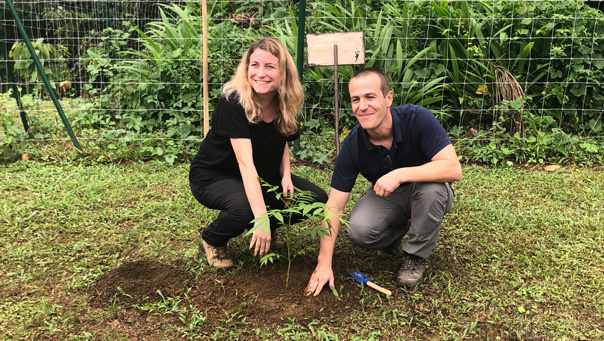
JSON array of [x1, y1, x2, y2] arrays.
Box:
[[247, 216, 270, 235], [515, 42, 534, 72]]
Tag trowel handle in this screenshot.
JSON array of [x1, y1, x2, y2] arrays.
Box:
[[367, 281, 392, 296]]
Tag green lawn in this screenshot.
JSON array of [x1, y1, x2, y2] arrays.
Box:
[[1, 161, 603, 339]]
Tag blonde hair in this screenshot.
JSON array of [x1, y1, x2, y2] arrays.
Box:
[[222, 38, 303, 136]]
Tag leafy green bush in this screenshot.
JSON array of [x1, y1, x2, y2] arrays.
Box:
[[78, 2, 263, 163], [0, 106, 28, 160], [294, 119, 335, 165], [8, 38, 70, 95], [451, 100, 603, 166], [418, 0, 604, 132], [81, 27, 131, 97]]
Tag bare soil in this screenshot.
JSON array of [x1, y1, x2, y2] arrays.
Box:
[[88, 246, 402, 339]]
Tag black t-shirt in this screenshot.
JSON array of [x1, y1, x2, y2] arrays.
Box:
[[189, 94, 299, 189]]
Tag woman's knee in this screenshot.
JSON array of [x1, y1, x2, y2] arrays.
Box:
[[313, 187, 328, 204], [230, 209, 254, 227], [222, 195, 254, 225], [291, 176, 328, 203]]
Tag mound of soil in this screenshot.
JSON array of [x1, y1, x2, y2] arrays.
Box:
[[188, 255, 364, 327], [87, 248, 402, 337]]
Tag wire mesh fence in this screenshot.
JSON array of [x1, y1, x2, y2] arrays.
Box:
[[1, 0, 603, 163]]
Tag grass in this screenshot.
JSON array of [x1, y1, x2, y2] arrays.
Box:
[[1, 161, 603, 339]]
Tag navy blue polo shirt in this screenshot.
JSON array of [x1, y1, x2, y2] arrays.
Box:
[[331, 104, 451, 193]]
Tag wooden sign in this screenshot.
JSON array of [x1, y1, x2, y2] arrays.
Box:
[[306, 32, 365, 66], [305, 32, 366, 156]]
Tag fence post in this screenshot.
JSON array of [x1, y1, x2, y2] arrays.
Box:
[[294, 0, 307, 154], [296, 0, 306, 78], [0, 30, 28, 132], [5, 0, 83, 155]]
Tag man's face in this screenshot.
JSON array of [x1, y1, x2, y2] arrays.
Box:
[[349, 73, 393, 132]]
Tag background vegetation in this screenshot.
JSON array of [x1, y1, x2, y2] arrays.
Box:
[[1, 0, 603, 166]]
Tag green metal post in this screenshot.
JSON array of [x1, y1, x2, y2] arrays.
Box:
[[5, 0, 83, 154], [294, 0, 307, 153], [0, 30, 28, 132], [296, 0, 306, 80], [105, 0, 110, 29]]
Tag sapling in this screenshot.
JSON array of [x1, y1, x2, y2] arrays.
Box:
[[247, 179, 347, 289]]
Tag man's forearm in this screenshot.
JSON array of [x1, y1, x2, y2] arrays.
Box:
[[317, 214, 341, 265], [395, 159, 462, 184]]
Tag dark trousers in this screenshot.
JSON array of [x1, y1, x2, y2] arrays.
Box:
[[190, 176, 328, 247]]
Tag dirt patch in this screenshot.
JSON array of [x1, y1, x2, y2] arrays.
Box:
[[87, 249, 401, 337], [89, 259, 195, 307], [188, 255, 364, 327]]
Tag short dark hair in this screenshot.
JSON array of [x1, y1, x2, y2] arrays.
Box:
[[351, 68, 391, 96]]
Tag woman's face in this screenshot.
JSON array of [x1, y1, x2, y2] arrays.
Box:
[[247, 48, 281, 98]]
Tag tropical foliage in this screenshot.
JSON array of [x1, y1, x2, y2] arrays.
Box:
[[1, 0, 603, 165]]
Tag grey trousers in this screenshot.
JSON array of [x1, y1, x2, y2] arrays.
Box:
[[344, 182, 453, 259]]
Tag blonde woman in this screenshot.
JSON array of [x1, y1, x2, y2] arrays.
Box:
[[189, 38, 327, 268]]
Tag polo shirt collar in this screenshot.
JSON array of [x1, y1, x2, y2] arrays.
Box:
[[358, 108, 403, 150], [391, 107, 404, 145], [359, 126, 378, 150]]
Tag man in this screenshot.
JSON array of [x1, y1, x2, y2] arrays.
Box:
[[305, 68, 462, 296]]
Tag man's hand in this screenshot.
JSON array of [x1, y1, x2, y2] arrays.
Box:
[[249, 223, 271, 257], [373, 169, 402, 197], [305, 263, 334, 296]]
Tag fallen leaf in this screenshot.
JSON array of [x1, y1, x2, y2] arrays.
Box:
[[544, 165, 561, 172], [21, 153, 28, 161], [109, 319, 121, 329]]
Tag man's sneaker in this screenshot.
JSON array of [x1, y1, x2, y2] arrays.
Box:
[[377, 237, 403, 259], [397, 252, 426, 289], [270, 229, 284, 250], [200, 239, 233, 268]]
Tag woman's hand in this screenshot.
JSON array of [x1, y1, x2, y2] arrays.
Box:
[[281, 174, 294, 200], [280, 143, 294, 201], [249, 221, 271, 257]]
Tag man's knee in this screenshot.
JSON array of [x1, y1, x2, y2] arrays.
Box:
[[344, 224, 370, 248], [412, 183, 452, 212], [414, 182, 448, 198], [344, 218, 386, 249]]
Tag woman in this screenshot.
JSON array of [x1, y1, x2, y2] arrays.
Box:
[[189, 38, 328, 268]]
